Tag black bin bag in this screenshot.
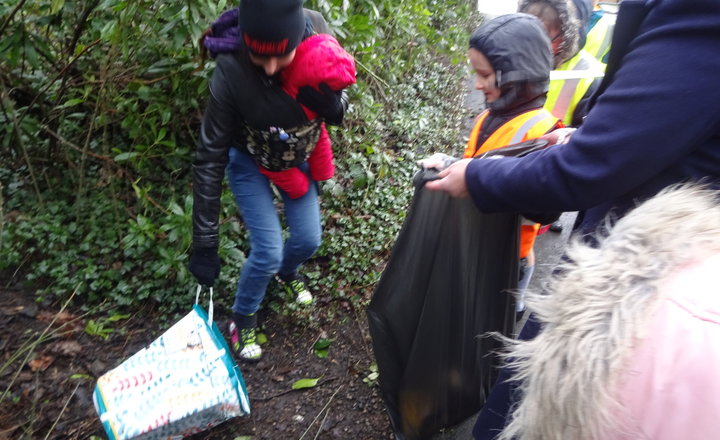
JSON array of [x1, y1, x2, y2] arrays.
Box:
[[367, 175, 520, 439]]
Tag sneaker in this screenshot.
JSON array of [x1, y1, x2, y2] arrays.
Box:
[[549, 220, 563, 233], [278, 274, 313, 305], [228, 316, 262, 362]]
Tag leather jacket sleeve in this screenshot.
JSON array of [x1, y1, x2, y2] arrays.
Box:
[[192, 61, 240, 249]]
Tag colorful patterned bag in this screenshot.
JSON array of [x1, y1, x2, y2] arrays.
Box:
[[93, 287, 250, 439]]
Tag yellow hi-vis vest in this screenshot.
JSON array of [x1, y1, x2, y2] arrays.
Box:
[[584, 9, 617, 63], [546, 49, 605, 126], [464, 108, 560, 258]]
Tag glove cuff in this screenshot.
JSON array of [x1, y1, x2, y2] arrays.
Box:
[[192, 246, 219, 258]]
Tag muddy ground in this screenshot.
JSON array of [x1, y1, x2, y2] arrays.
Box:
[[0, 285, 394, 440]]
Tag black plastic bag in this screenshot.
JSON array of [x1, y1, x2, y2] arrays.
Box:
[[367, 174, 521, 439]]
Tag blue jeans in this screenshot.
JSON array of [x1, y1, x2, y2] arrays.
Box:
[[226, 148, 321, 316]]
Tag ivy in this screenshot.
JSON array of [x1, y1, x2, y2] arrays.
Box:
[[0, 0, 478, 312]]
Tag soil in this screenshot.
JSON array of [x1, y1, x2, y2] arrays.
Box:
[[0, 285, 394, 440]]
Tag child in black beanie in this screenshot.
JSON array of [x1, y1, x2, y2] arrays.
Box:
[[190, 1, 352, 362]]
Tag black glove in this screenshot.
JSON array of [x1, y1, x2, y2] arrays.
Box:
[[188, 246, 220, 286], [297, 82, 345, 125]]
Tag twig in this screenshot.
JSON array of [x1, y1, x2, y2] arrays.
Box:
[[307, 334, 321, 355], [0, 181, 5, 263], [354, 59, 389, 89], [5, 253, 33, 289], [15, 39, 100, 130], [43, 382, 80, 440], [1, 83, 43, 205], [313, 399, 333, 440], [41, 124, 171, 217], [76, 76, 106, 221], [0, 0, 28, 39], [66, 1, 100, 59], [0, 285, 81, 401], [351, 301, 373, 359], [41, 125, 114, 162], [299, 384, 343, 440]]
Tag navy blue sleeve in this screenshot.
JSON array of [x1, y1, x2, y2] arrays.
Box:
[[466, 0, 720, 214]]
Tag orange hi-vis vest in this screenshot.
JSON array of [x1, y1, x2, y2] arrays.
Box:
[[464, 108, 561, 259]]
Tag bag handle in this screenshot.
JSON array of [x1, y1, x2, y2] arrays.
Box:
[[195, 285, 214, 325]]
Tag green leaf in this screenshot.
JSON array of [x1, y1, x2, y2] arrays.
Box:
[[61, 98, 84, 108], [256, 332, 267, 345], [106, 313, 131, 322], [313, 338, 334, 357], [137, 86, 151, 101], [114, 152, 138, 162], [50, 0, 65, 14], [313, 338, 334, 350], [291, 377, 319, 390], [314, 348, 329, 359], [169, 201, 184, 216], [70, 373, 95, 381]]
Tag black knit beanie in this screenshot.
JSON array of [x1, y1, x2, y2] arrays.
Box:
[[239, 0, 305, 56]]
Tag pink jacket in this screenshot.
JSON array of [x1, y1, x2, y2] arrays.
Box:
[[259, 34, 356, 198], [495, 186, 720, 440], [614, 252, 720, 439]]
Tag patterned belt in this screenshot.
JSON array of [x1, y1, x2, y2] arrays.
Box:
[[244, 120, 321, 171]]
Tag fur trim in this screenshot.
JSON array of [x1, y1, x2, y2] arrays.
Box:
[[498, 184, 720, 440], [518, 0, 580, 67]]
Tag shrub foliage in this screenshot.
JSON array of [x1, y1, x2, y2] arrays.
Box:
[[0, 0, 477, 312]]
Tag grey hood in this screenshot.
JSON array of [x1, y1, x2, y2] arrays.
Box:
[[469, 13, 552, 112]]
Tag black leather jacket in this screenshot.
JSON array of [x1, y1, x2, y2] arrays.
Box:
[[192, 10, 330, 249]]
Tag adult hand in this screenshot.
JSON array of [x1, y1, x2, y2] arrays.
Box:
[[188, 246, 221, 286], [297, 83, 344, 125], [540, 127, 576, 146], [424, 158, 471, 198]]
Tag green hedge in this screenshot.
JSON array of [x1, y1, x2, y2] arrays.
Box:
[[0, 0, 478, 313]]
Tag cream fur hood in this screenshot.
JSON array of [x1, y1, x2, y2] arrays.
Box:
[[518, 0, 581, 67], [498, 185, 720, 440]]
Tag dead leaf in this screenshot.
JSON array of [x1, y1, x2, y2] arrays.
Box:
[[36, 310, 79, 325], [275, 365, 293, 375], [0, 302, 38, 318], [51, 340, 83, 356], [28, 355, 55, 372]]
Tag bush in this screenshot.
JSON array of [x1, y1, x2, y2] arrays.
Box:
[[0, 0, 477, 312]]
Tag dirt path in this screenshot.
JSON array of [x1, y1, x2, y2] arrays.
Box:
[[0, 288, 392, 440]]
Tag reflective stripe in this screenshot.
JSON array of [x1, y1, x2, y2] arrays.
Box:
[[585, 13, 616, 62], [546, 50, 605, 125], [509, 111, 554, 144], [549, 70, 604, 80]]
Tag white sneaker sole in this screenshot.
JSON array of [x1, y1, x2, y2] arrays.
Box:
[[240, 343, 262, 361], [296, 291, 313, 305]]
